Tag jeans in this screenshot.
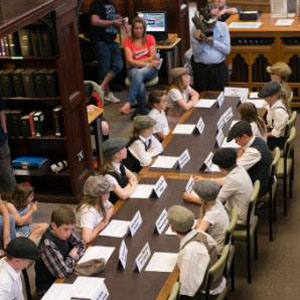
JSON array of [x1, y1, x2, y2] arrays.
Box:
[[128, 66, 157, 114], [0, 215, 16, 247], [94, 41, 124, 82], [0, 141, 17, 193]]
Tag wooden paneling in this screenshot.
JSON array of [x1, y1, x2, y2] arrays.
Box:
[[227, 0, 270, 12]]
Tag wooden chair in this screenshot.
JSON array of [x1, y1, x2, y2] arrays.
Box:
[[257, 147, 280, 241], [287, 90, 293, 106], [276, 127, 296, 216], [167, 281, 180, 300], [125, 76, 159, 88], [233, 180, 260, 283], [286, 110, 297, 133]]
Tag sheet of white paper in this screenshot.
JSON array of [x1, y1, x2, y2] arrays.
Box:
[[173, 124, 196, 135], [130, 184, 155, 199], [78, 246, 115, 264], [100, 220, 131, 238], [249, 92, 259, 99], [224, 87, 249, 98], [72, 277, 106, 300], [145, 252, 178, 272], [221, 138, 240, 148], [194, 99, 216, 108], [246, 99, 267, 108], [207, 164, 221, 172], [229, 22, 262, 29], [151, 155, 178, 169], [41, 283, 72, 300], [275, 19, 294, 26]]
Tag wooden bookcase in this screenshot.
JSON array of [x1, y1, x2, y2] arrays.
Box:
[[0, 0, 93, 203]]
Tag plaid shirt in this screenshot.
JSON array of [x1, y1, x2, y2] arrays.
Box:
[[40, 229, 85, 278]]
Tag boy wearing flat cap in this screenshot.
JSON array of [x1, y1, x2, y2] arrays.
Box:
[[227, 121, 272, 196], [0, 237, 41, 300], [258, 81, 290, 150], [126, 115, 163, 172], [167, 205, 226, 299], [101, 138, 138, 204]]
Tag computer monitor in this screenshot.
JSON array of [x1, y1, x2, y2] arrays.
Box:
[[137, 11, 168, 41]]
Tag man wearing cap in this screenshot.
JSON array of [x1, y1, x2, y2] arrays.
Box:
[[227, 120, 272, 196], [258, 81, 290, 150], [126, 115, 163, 172], [191, 7, 230, 93], [167, 205, 226, 299], [101, 138, 138, 204], [0, 237, 41, 300]]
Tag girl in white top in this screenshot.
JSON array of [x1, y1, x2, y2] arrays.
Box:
[[239, 102, 267, 141], [148, 90, 170, 141], [76, 175, 115, 244], [166, 67, 199, 111]]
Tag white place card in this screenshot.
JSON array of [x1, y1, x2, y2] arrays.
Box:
[[221, 137, 240, 148], [153, 175, 168, 197], [196, 117, 205, 134], [194, 99, 216, 108], [178, 149, 191, 169], [216, 130, 225, 147], [100, 220, 131, 238], [240, 93, 247, 103], [119, 240, 128, 270], [185, 176, 194, 193], [130, 184, 155, 199], [217, 92, 224, 107], [134, 242, 151, 272], [217, 116, 225, 132], [224, 87, 249, 98], [145, 252, 178, 273], [224, 107, 234, 123], [204, 152, 220, 172], [155, 209, 169, 235], [129, 210, 143, 237], [249, 92, 259, 99], [275, 19, 294, 26], [172, 124, 196, 135], [78, 246, 115, 264], [41, 283, 71, 300], [246, 99, 267, 108], [151, 155, 178, 169]]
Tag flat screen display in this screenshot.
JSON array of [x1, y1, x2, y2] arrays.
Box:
[[137, 12, 166, 32]]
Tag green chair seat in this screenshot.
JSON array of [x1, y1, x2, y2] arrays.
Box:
[[276, 158, 293, 178], [167, 281, 180, 300], [125, 76, 159, 87], [233, 216, 258, 241]]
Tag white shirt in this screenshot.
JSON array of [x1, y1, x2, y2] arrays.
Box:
[[217, 166, 253, 224], [148, 108, 170, 136], [128, 135, 163, 166], [0, 258, 24, 300], [203, 200, 230, 254], [166, 86, 192, 109], [237, 137, 262, 170], [266, 100, 289, 138], [104, 162, 129, 186], [250, 121, 267, 141]]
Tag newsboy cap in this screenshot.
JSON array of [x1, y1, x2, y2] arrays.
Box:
[[83, 175, 115, 197], [169, 67, 190, 79], [258, 81, 281, 99], [101, 138, 129, 158], [193, 180, 220, 201], [133, 115, 156, 131], [227, 120, 253, 142], [6, 237, 41, 260], [212, 148, 237, 169], [266, 62, 292, 79], [167, 205, 195, 234]]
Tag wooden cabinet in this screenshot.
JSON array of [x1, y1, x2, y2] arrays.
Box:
[[0, 0, 93, 203]]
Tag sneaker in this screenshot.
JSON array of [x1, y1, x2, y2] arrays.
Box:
[[105, 91, 120, 103]]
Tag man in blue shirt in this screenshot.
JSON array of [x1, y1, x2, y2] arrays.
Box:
[[0, 96, 16, 193], [191, 18, 230, 92]]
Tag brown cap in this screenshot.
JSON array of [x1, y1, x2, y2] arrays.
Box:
[[169, 67, 190, 79], [133, 115, 156, 131], [167, 205, 195, 234], [266, 62, 292, 78]]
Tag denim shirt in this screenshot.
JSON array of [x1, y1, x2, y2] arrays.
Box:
[[191, 21, 230, 65]]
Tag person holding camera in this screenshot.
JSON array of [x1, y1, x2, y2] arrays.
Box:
[[191, 14, 230, 93]]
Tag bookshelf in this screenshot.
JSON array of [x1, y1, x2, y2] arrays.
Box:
[[0, 0, 93, 203]]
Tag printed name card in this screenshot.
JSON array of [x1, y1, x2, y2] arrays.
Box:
[[134, 242, 151, 272], [224, 107, 234, 123], [155, 209, 169, 235], [217, 92, 224, 107], [216, 130, 225, 147], [196, 117, 205, 134], [153, 176, 167, 198], [203, 152, 220, 172], [185, 176, 194, 193], [178, 149, 191, 169], [129, 211, 143, 237], [224, 87, 249, 98], [217, 116, 225, 132], [118, 240, 128, 270]]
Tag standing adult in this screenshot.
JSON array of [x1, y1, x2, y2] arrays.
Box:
[[90, 0, 124, 103]]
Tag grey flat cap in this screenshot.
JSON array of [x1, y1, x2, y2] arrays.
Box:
[[258, 82, 281, 99], [167, 205, 195, 234], [227, 120, 252, 142], [101, 138, 129, 158], [83, 175, 115, 197], [212, 148, 237, 169], [193, 180, 220, 201], [133, 115, 156, 131]]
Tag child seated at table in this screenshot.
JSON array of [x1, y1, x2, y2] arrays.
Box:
[[76, 175, 115, 244], [148, 90, 170, 141], [258, 81, 290, 150], [35, 205, 85, 295], [166, 67, 199, 112], [101, 138, 138, 204], [126, 115, 163, 172], [6, 183, 48, 242]]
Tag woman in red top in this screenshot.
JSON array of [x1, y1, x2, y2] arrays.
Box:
[[120, 17, 160, 115]]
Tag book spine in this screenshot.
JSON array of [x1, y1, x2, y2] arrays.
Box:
[[12, 71, 25, 97], [11, 111, 22, 137], [7, 34, 16, 56], [20, 116, 30, 138], [2, 72, 14, 97], [28, 111, 36, 137], [22, 71, 36, 97], [34, 71, 46, 97], [33, 112, 44, 137], [4, 36, 10, 56], [52, 106, 64, 137], [45, 70, 59, 97], [31, 29, 40, 57], [18, 28, 33, 57], [41, 29, 53, 57]]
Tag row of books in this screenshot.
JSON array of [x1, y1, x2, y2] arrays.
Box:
[[0, 27, 54, 57], [6, 106, 64, 138], [0, 68, 59, 98]]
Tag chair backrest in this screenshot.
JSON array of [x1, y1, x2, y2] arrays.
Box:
[[283, 126, 296, 159], [247, 180, 260, 227], [269, 147, 280, 199], [225, 208, 238, 245], [167, 281, 180, 300], [205, 245, 230, 299], [286, 111, 297, 132], [287, 90, 293, 105]]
